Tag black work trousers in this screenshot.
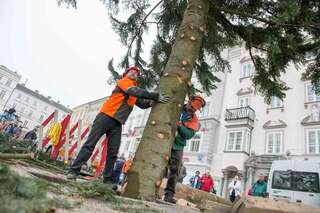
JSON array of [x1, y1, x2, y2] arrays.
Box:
[[164, 149, 183, 197], [70, 112, 122, 180]]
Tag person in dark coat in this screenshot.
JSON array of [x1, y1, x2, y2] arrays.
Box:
[[113, 154, 126, 184], [24, 126, 39, 151], [190, 171, 201, 189], [24, 127, 38, 141]]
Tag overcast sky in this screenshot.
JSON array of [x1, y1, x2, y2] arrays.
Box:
[[0, 0, 151, 108]]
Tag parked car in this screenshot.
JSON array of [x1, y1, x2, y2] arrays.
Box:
[[268, 159, 320, 208]]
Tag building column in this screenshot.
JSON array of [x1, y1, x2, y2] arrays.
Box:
[[221, 170, 228, 198], [246, 167, 254, 193], [238, 170, 246, 195]]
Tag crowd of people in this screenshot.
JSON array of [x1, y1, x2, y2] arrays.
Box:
[[0, 108, 38, 144], [189, 171, 215, 193], [188, 171, 268, 203]]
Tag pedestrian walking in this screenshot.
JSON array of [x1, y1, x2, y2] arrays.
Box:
[[228, 175, 241, 203]]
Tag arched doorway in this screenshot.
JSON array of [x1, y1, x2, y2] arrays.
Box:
[[221, 166, 244, 198]]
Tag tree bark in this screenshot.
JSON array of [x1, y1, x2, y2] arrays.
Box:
[[124, 0, 209, 200]]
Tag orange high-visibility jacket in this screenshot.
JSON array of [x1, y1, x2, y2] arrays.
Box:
[[100, 77, 158, 124], [100, 77, 137, 124], [122, 159, 132, 173]]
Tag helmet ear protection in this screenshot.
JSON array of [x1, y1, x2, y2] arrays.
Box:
[[123, 66, 141, 77], [189, 95, 206, 110]]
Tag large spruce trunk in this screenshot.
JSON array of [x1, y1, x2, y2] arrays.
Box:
[[124, 0, 209, 200]]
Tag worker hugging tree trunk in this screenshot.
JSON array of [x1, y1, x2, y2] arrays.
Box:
[[67, 67, 171, 188]]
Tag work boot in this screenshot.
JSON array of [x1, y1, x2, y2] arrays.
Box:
[[164, 193, 177, 204], [103, 177, 114, 184], [66, 172, 78, 180], [112, 184, 118, 191]]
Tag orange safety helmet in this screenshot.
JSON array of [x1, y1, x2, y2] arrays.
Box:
[[122, 66, 141, 77], [189, 95, 206, 110]]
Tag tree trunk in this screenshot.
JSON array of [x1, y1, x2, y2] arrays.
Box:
[[124, 0, 209, 200]]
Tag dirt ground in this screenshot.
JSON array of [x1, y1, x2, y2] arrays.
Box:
[[3, 159, 201, 213]]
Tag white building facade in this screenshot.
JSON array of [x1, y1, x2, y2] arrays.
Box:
[[211, 46, 320, 198], [0, 65, 21, 110], [5, 83, 71, 130]]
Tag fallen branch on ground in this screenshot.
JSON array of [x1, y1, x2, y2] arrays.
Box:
[[0, 152, 35, 160]]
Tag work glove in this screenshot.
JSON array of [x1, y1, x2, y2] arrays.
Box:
[[157, 92, 171, 104]]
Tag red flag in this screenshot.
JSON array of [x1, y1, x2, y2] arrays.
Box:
[[68, 126, 90, 156], [95, 138, 108, 177], [42, 112, 55, 127], [90, 148, 99, 162], [41, 136, 51, 150], [40, 111, 56, 149]]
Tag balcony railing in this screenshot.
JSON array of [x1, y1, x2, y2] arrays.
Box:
[[225, 106, 255, 121]]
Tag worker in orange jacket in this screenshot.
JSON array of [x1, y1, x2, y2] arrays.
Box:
[[164, 95, 206, 204], [122, 159, 132, 174], [67, 66, 171, 185]]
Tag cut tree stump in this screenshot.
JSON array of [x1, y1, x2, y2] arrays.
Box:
[[200, 200, 232, 213], [234, 196, 320, 213], [159, 179, 232, 207]]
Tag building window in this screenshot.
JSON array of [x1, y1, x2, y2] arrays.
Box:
[[28, 110, 33, 117], [17, 93, 22, 99], [189, 134, 201, 152], [136, 115, 142, 127], [39, 115, 44, 122], [132, 138, 141, 153], [44, 105, 48, 111], [20, 107, 25, 114], [239, 96, 250, 108], [241, 63, 252, 78], [124, 140, 130, 151], [0, 90, 6, 100], [306, 83, 320, 103], [200, 102, 210, 117], [307, 129, 320, 154], [310, 105, 320, 122], [226, 129, 251, 152], [25, 97, 30, 103], [33, 101, 37, 106], [127, 117, 134, 132], [266, 132, 283, 154], [269, 96, 283, 108], [5, 79, 12, 87]]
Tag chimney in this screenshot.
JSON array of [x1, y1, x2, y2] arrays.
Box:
[[47, 96, 51, 100], [35, 90, 39, 93], [57, 100, 60, 104]]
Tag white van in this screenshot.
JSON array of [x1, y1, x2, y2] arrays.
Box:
[[268, 159, 320, 208]]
